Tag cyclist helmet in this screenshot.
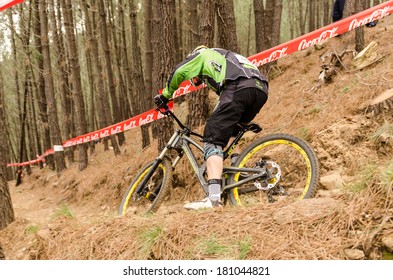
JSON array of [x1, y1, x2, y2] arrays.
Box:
[[187, 45, 208, 58], [187, 45, 208, 87]]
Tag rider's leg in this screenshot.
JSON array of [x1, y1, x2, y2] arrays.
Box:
[[206, 154, 223, 206], [206, 154, 223, 180], [183, 144, 223, 210], [185, 86, 268, 210], [204, 143, 224, 206]]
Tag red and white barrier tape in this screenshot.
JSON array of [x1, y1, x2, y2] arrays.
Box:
[[6, 1, 393, 167], [0, 0, 24, 12]]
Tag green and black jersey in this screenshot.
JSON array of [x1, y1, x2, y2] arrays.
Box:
[[161, 48, 268, 100]]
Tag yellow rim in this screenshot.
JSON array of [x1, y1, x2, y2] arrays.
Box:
[[233, 139, 313, 205], [121, 163, 165, 214]]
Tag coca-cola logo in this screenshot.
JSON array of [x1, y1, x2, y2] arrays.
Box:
[[63, 141, 72, 147], [91, 133, 99, 140], [251, 47, 288, 67], [174, 84, 192, 98], [139, 114, 154, 126], [123, 120, 137, 130], [100, 130, 109, 138], [349, 7, 390, 30], [83, 136, 91, 143], [110, 125, 122, 134], [157, 111, 166, 119], [298, 27, 338, 50]]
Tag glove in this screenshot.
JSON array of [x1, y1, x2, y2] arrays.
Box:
[[154, 94, 169, 109]]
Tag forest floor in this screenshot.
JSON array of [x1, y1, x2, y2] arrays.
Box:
[[1, 16, 393, 260]]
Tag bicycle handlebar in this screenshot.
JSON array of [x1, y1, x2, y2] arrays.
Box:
[[156, 105, 204, 139]]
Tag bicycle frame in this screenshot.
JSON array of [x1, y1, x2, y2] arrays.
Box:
[[137, 106, 268, 197]]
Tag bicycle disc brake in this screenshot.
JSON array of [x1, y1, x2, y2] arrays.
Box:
[[253, 160, 281, 191]]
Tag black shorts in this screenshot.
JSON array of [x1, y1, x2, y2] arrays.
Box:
[[203, 83, 268, 147]]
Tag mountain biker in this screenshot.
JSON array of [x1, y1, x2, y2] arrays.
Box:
[[154, 46, 268, 210]]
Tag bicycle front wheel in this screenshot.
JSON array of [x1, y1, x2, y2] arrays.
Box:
[[118, 157, 172, 215], [228, 134, 320, 206]]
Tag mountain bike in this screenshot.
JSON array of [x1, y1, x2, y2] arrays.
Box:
[[119, 105, 320, 215]]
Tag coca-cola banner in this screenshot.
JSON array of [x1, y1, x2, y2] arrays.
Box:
[[0, 0, 24, 11], [7, 104, 173, 167], [62, 105, 170, 148], [7, 1, 393, 167]]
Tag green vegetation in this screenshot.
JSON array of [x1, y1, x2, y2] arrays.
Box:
[[238, 236, 252, 259], [139, 226, 163, 256], [24, 224, 39, 235], [297, 127, 310, 141], [345, 163, 378, 193], [371, 123, 393, 142], [309, 104, 326, 114], [202, 235, 232, 256], [382, 251, 393, 260], [344, 160, 393, 193], [381, 160, 393, 189], [50, 204, 74, 219]]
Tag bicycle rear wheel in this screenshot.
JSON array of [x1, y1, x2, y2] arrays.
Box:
[[118, 157, 172, 215], [228, 134, 320, 206]]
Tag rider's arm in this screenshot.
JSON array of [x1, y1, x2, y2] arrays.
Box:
[[161, 54, 205, 100], [162, 49, 226, 99]]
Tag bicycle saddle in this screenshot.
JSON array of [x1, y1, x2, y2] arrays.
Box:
[[238, 122, 262, 133]]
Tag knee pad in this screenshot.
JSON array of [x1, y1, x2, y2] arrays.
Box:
[[204, 143, 224, 160]]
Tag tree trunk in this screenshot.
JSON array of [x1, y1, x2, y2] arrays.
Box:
[[144, 0, 154, 149], [216, 0, 239, 52], [28, 65, 45, 170], [309, 0, 316, 32], [33, 0, 53, 170], [0, 88, 15, 228], [355, 1, 365, 52], [186, 0, 200, 53], [272, 0, 283, 48], [119, 0, 135, 117], [97, 0, 124, 151], [343, 0, 355, 18], [61, 0, 89, 171], [184, 0, 214, 130], [7, 10, 21, 124], [0, 171, 14, 230], [0, 66, 13, 180], [51, 0, 74, 163], [15, 3, 35, 185], [129, 0, 151, 149], [81, 0, 119, 153], [324, 0, 331, 25], [254, 0, 266, 52], [108, 1, 131, 122], [83, 25, 97, 156], [344, 0, 364, 52], [152, 0, 175, 151], [144, 0, 153, 98], [28, 81, 43, 170], [298, 1, 307, 35], [39, 0, 66, 174]]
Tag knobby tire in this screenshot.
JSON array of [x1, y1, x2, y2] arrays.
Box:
[[228, 134, 320, 206], [119, 157, 172, 215]]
